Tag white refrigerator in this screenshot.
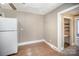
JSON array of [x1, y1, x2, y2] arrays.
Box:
[[0, 17, 18, 56]]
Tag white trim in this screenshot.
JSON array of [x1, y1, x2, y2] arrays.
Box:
[[57, 4, 79, 51], [18, 39, 45, 46], [74, 17, 79, 46], [75, 18, 77, 45], [43, 40, 61, 52], [63, 16, 72, 19]]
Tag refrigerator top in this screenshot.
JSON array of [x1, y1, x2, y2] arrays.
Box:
[[0, 18, 17, 31], [0, 17, 16, 20], [0, 30, 17, 32]]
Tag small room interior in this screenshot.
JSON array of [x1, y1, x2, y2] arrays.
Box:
[[61, 6, 79, 51], [0, 3, 79, 56]]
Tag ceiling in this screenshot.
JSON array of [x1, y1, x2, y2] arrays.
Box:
[[63, 6, 79, 16], [0, 3, 63, 15]]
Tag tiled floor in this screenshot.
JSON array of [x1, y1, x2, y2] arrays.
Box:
[[10, 42, 63, 56], [63, 46, 79, 56]]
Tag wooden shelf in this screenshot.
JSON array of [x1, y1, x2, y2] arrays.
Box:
[[65, 27, 70, 28], [64, 35, 70, 37], [64, 24, 70, 25], [64, 18, 70, 40], [64, 18, 70, 48]]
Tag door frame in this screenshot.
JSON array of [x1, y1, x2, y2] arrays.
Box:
[[57, 4, 79, 51], [75, 17, 79, 46]]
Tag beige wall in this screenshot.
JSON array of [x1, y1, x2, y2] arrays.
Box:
[[17, 12, 44, 43], [44, 3, 77, 47], [0, 9, 44, 43]]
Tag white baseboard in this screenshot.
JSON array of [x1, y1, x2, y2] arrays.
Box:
[[18, 39, 61, 52], [18, 39, 44, 46], [43, 40, 61, 52]]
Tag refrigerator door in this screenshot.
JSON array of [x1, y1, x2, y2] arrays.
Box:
[[0, 18, 17, 31], [0, 31, 17, 56]]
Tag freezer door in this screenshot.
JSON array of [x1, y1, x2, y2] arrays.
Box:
[[0, 18, 17, 31], [0, 31, 17, 56]]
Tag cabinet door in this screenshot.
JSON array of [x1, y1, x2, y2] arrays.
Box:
[[0, 31, 17, 56]]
